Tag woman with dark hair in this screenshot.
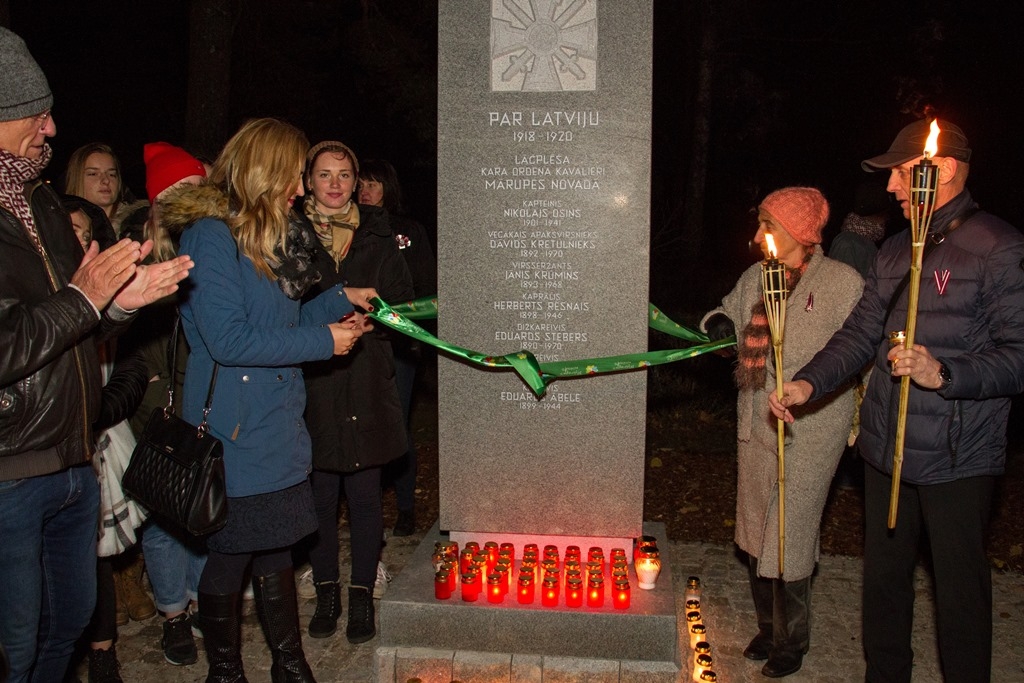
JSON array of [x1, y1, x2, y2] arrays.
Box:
[[166, 118, 376, 682], [357, 158, 435, 537], [296, 143, 413, 644]]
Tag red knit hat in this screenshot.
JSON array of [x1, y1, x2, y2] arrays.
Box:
[[144, 142, 206, 201], [759, 187, 829, 246]]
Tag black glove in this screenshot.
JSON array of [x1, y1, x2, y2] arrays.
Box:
[[704, 313, 735, 342]]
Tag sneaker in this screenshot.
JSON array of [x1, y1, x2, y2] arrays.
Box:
[[393, 509, 415, 537], [88, 645, 123, 683], [188, 602, 203, 639], [161, 613, 199, 666], [296, 566, 317, 600], [373, 562, 393, 599]]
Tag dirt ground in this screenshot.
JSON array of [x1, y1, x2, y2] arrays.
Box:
[[380, 357, 1024, 574]]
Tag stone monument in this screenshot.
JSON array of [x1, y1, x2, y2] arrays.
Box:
[[437, 0, 653, 550], [377, 3, 675, 680]]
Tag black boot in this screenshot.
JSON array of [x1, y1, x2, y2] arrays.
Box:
[[307, 581, 341, 639], [345, 585, 376, 644], [198, 591, 249, 683], [253, 570, 317, 683], [762, 577, 811, 678], [744, 556, 774, 661], [88, 645, 123, 683]]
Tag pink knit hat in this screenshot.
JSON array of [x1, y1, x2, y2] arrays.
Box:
[[760, 187, 829, 246]]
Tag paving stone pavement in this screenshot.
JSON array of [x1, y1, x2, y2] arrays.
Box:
[[90, 534, 1024, 682]]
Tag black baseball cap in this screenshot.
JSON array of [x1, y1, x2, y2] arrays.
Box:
[[862, 119, 972, 171]]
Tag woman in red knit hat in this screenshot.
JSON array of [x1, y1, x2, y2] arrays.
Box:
[[700, 187, 864, 677]]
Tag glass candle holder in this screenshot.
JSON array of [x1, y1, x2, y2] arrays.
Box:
[[685, 598, 701, 612], [517, 574, 535, 604], [541, 576, 559, 607], [459, 549, 475, 575], [565, 576, 583, 608], [613, 578, 631, 610], [692, 653, 713, 682], [565, 545, 581, 560], [698, 671, 717, 682], [685, 576, 701, 603], [500, 542, 515, 555], [587, 576, 605, 607], [635, 553, 662, 590], [495, 561, 512, 594], [442, 561, 458, 591], [689, 622, 707, 649], [486, 572, 504, 604], [523, 543, 538, 556], [461, 571, 481, 602], [434, 570, 452, 600], [634, 535, 658, 561], [484, 541, 499, 565]]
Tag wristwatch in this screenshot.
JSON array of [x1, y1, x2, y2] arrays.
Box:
[[937, 361, 953, 391]]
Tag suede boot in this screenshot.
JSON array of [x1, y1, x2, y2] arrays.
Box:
[[744, 556, 774, 661], [253, 570, 317, 683], [198, 591, 249, 683], [119, 554, 157, 621], [345, 585, 375, 644], [762, 577, 811, 678], [112, 573, 129, 627], [308, 581, 341, 639]]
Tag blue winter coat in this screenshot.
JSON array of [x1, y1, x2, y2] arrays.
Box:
[[795, 190, 1024, 485], [177, 216, 354, 497]]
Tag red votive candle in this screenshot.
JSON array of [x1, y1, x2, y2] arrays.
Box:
[[461, 571, 481, 602], [434, 570, 452, 600], [484, 541, 499, 566], [565, 576, 584, 608], [613, 578, 631, 609], [523, 543, 538, 556], [487, 572, 504, 603], [565, 545, 581, 560], [587, 576, 605, 607], [459, 549, 474, 575], [517, 574, 535, 604], [442, 561, 458, 591], [541, 576, 559, 607]]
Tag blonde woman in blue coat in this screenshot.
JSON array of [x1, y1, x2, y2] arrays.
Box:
[[168, 118, 377, 683]]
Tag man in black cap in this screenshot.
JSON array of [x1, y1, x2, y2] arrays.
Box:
[[769, 118, 1024, 682], [0, 27, 193, 682]]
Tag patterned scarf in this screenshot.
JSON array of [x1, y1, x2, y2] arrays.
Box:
[[303, 195, 359, 270], [734, 250, 812, 390], [0, 144, 53, 255]]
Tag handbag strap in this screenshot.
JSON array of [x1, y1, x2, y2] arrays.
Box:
[[165, 310, 219, 432]]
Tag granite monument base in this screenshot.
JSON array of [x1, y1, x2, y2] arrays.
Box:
[[376, 521, 679, 682]]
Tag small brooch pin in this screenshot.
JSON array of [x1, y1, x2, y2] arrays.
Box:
[[395, 234, 411, 249], [805, 292, 814, 312], [934, 269, 950, 295]]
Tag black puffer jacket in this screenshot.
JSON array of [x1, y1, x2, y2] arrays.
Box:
[[796, 190, 1024, 484], [0, 181, 128, 481], [300, 204, 414, 473]]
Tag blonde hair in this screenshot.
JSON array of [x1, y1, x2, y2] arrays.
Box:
[[210, 118, 308, 278], [65, 142, 125, 212], [143, 206, 176, 263]]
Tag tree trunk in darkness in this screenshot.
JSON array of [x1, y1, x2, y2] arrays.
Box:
[[186, 0, 234, 159], [681, 4, 715, 263]]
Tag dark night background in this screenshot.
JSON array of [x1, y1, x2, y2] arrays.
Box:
[[6, 0, 1023, 311]]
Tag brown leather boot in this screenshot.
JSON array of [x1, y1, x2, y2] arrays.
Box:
[[113, 571, 129, 627], [118, 554, 157, 622]]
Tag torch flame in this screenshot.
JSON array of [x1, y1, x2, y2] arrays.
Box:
[[924, 120, 941, 159], [764, 232, 777, 259]]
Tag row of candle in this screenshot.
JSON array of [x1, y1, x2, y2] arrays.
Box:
[[683, 576, 717, 682], [432, 539, 662, 609]]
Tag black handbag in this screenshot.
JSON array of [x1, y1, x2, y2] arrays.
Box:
[[122, 316, 227, 536]]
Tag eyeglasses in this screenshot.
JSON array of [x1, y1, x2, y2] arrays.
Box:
[[34, 110, 52, 128]]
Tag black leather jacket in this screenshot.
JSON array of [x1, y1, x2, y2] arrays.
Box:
[[0, 180, 126, 481]]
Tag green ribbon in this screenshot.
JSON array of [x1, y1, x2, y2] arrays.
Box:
[[369, 296, 736, 397]]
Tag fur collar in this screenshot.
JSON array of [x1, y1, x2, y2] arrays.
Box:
[[159, 182, 321, 300]]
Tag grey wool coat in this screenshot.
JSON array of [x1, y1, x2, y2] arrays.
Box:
[[702, 246, 863, 579]]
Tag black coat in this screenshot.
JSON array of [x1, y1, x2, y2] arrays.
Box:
[[300, 204, 415, 473]]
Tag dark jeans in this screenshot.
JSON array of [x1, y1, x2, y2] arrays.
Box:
[[309, 467, 383, 588], [387, 353, 418, 512], [862, 462, 994, 683], [0, 465, 100, 683]]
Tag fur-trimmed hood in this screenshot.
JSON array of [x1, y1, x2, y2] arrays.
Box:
[[157, 181, 229, 237], [159, 181, 322, 300]]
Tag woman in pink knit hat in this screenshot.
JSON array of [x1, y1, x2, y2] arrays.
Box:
[[700, 187, 864, 677]]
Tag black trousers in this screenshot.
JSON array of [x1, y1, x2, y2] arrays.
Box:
[[862, 462, 994, 683], [309, 467, 383, 588]]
